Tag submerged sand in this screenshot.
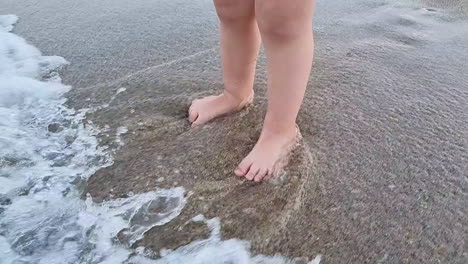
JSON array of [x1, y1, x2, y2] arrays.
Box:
[[3, 0, 467, 263]]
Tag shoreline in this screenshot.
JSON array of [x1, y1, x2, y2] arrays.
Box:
[[1, 0, 467, 262]]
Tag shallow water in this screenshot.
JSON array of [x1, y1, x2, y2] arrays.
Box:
[[0, 15, 185, 263], [0, 15, 322, 264], [1, 0, 467, 263]]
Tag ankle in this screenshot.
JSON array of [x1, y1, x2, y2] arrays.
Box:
[[223, 89, 253, 104], [260, 122, 297, 139]]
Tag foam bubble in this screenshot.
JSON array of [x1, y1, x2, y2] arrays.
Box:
[[0, 14, 18, 32], [130, 214, 321, 264]]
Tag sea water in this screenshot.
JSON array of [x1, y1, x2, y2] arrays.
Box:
[[0, 15, 321, 264]]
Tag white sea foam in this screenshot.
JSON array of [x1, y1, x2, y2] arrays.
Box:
[[115, 126, 128, 146], [0, 14, 189, 264], [0, 14, 18, 32], [130, 214, 321, 264], [0, 15, 321, 264]]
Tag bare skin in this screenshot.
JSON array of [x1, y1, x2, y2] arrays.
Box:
[[188, 90, 253, 127], [189, 0, 260, 126], [189, 0, 315, 182]]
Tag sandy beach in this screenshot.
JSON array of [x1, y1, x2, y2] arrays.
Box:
[[1, 0, 467, 263]]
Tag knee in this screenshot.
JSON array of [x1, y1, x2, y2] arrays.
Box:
[[214, 0, 253, 23], [256, 2, 312, 40]]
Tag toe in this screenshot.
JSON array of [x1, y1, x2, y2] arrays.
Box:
[[235, 160, 251, 177], [191, 114, 207, 127], [234, 167, 246, 177], [254, 168, 268, 182], [188, 108, 198, 123], [245, 165, 260, 181]]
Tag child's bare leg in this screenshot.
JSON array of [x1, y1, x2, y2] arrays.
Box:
[[235, 0, 315, 181], [189, 0, 260, 126]]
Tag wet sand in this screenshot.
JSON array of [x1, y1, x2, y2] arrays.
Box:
[[0, 0, 218, 88], [2, 0, 467, 263]]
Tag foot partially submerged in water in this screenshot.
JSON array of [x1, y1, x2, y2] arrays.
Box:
[[190, 0, 314, 182], [235, 125, 300, 182], [188, 91, 253, 127]]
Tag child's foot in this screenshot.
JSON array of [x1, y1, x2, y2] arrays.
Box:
[[235, 126, 299, 182], [188, 91, 253, 127]]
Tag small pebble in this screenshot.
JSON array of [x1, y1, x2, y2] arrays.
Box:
[[47, 123, 62, 133]]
